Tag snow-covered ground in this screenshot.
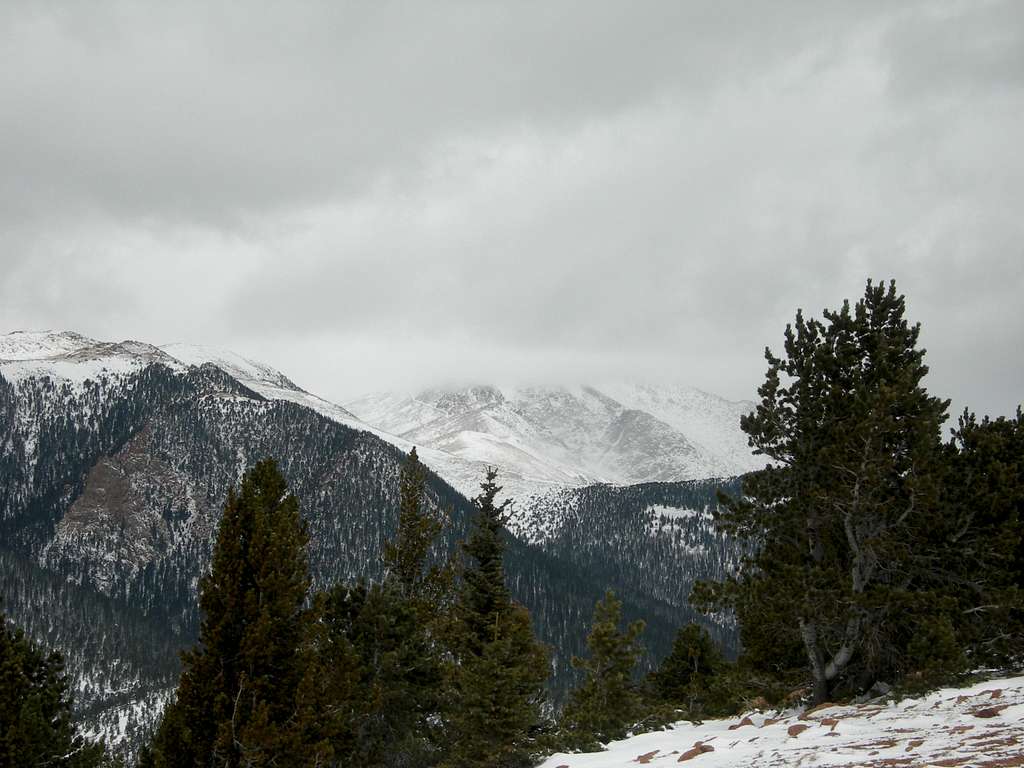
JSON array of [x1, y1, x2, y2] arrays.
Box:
[[540, 675, 1024, 768]]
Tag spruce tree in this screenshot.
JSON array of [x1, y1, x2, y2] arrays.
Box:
[[940, 408, 1024, 665], [647, 624, 725, 717], [693, 280, 953, 702], [313, 580, 445, 768], [303, 447, 452, 768], [559, 591, 645, 750], [0, 603, 107, 767], [383, 447, 450, 614], [146, 459, 318, 767], [444, 468, 549, 768]]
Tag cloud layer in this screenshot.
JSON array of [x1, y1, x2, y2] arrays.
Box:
[[2, 1, 1021, 417]]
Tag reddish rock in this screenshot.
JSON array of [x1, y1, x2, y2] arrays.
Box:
[[972, 705, 1009, 718], [677, 742, 715, 761], [635, 750, 659, 764], [728, 716, 754, 730], [787, 724, 811, 737]]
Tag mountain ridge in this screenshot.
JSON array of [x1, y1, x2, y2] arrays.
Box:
[[346, 382, 763, 506], [2, 330, 763, 510]]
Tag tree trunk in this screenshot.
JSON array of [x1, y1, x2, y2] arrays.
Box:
[[799, 618, 829, 703]]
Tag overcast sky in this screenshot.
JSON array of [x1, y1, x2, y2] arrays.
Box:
[[1, 1, 1021, 418]]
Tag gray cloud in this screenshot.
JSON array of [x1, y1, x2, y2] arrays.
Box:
[[1, 1, 1021, 418]]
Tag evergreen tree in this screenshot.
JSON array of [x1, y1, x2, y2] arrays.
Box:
[[300, 447, 452, 768], [383, 447, 451, 614], [559, 591, 645, 750], [693, 280, 954, 702], [940, 408, 1024, 665], [312, 580, 445, 768], [444, 469, 549, 768], [146, 459, 319, 767], [647, 624, 725, 717], [0, 602, 107, 767]]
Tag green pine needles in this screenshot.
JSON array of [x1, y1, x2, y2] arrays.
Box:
[[143, 458, 313, 767], [143, 458, 552, 768], [443, 468, 550, 768], [558, 591, 646, 751], [693, 279, 1024, 703], [0, 603, 109, 767]]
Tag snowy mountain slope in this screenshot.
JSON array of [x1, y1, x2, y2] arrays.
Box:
[[344, 390, 446, 436], [346, 383, 762, 504], [2, 331, 758, 515], [540, 674, 1024, 768], [157, 345, 518, 502], [160, 343, 305, 394], [597, 382, 765, 476], [0, 330, 185, 386]]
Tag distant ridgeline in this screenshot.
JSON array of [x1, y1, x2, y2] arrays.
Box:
[[0, 352, 743, 759]]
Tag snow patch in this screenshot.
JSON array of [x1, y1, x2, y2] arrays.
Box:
[[539, 674, 1024, 768]]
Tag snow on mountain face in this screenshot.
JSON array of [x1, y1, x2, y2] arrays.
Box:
[[1, 331, 760, 509], [597, 382, 765, 475], [0, 330, 184, 385], [159, 342, 367, 428], [540, 674, 1024, 768], [346, 383, 763, 503], [160, 343, 302, 393]]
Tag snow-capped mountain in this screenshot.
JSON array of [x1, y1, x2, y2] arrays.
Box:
[[1, 331, 761, 522], [1, 330, 747, 759], [346, 383, 764, 503]]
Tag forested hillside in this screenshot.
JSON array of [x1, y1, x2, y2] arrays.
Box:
[[0, 356, 741, 759]]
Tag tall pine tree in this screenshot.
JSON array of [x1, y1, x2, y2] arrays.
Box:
[[559, 591, 645, 751], [693, 280, 953, 702], [299, 447, 453, 767], [647, 624, 727, 718], [444, 468, 548, 768], [940, 408, 1024, 665], [145, 459, 318, 767], [383, 447, 451, 614]]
